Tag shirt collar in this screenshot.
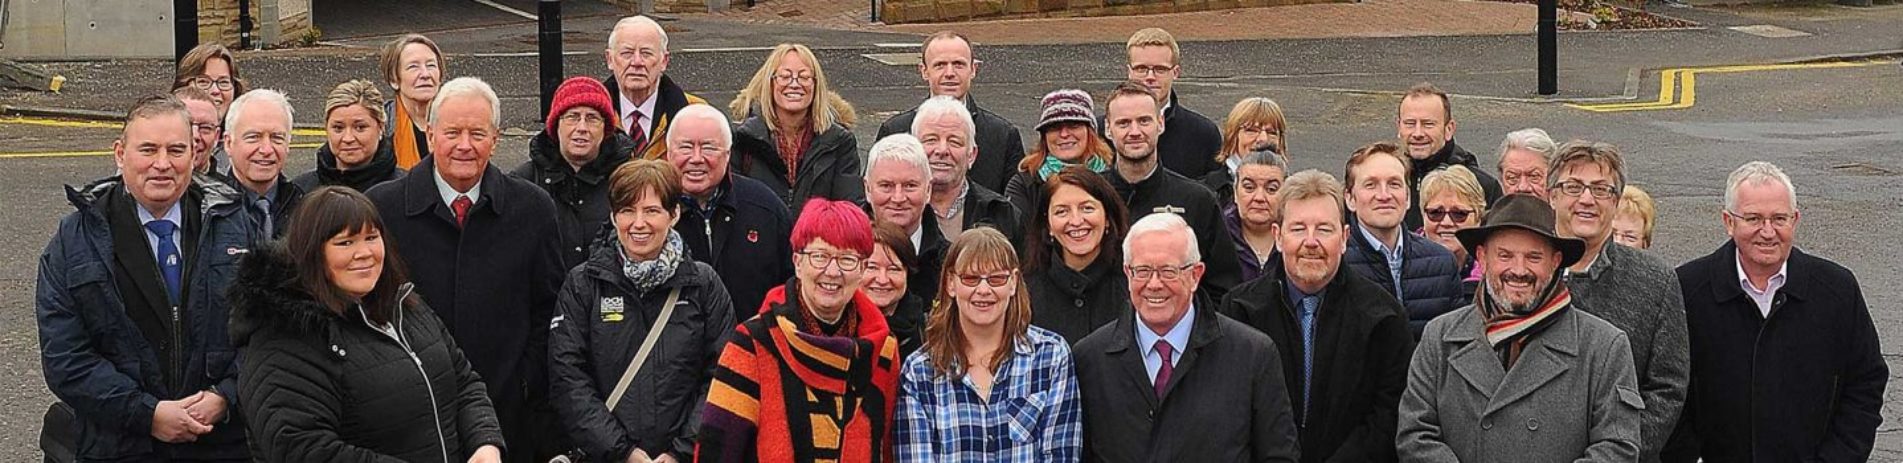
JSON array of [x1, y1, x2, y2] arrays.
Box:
[[1356, 221, 1403, 260], [432, 167, 482, 208], [1735, 250, 1789, 294], [909, 225, 923, 251], [1135, 302, 1196, 355], [134, 198, 185, 227], [1285, 278, 1325, 310], [619, 89, 660, 133]]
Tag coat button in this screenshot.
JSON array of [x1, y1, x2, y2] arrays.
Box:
[[1527, 418, 1541, 431], [544, 178, 554, 184], [1074, 299, 1085, 308], [1481, 420, 1492, 430]]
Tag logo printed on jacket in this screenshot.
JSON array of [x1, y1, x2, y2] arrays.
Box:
[[600, 297, 625, 322]]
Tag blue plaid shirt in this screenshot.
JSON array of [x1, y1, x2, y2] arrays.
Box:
[[895, 326, 1083, 462]]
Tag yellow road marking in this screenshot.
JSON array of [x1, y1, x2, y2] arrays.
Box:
[[1, 116, 328, 136], [1569, 60, 1891, 113], [0, 142, 323, 159]]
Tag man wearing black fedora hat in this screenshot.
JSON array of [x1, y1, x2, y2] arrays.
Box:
[[1398, 194, 1642, 462]]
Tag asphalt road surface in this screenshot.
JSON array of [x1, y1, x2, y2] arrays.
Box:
[[2, 43, 1900, 460]]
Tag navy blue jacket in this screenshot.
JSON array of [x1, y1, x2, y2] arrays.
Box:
[[36, 178, 253, 460], [1341, 215, 1463, 338], [676, 173, 795, 314]]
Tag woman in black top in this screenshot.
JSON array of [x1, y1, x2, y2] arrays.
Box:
[[230, 187, 503, 462], [1023, 166, 1132, 344], [865, 222, 928, 359], [728, 43, 863, 212], [295, 80, 406, 193]]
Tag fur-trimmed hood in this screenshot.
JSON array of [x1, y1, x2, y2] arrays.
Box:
[[227, 242, 411, 347]]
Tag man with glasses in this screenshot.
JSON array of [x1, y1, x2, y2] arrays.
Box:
[[605, 15, 707, 160], [1341, 141, 1463, 338], [1665, 161, 1885, 462], [1546, 141, 1688, 463], [664, 104, 792, 313], [172, 86, 228, 177], [1074, 212, 1298, 462], [1114, 28, 1223, 179], [176, 75, 240, 177], [511, 76, 638, 268], [1220, 170, 1413, 462]]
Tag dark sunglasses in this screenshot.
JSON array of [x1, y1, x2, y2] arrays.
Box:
[[1425, 207, 1475, 223]]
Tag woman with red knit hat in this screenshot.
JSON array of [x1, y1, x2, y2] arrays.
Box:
[[697, 199, 903, 463], [511, 76, 642, 268]]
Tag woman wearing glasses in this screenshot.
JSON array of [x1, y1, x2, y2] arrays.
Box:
[[728, 44, 864, 213], [1204, 97, 1289, 206], [511, 76, 640, 267], [895, 227, 1083, 462], [174, 43, 247, 118], [697, 199, 902, 463], [1024, 166, 1132, 344], [1417, 165, 1488, 301]]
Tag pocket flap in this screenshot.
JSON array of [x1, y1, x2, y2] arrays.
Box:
[[1616, 386, 1646, 410]]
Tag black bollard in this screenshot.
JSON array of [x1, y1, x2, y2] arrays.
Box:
[[174, 0, 198, 67], [539, 0, 564, 118], [1538, 0, 1557, 95]]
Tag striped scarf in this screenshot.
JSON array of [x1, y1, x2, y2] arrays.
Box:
[[1477, 277, 1572, 368]]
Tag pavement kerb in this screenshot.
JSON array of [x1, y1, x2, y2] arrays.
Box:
[[2, 105, 329, 132]]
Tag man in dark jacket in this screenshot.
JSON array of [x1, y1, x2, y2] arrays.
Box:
[[1666, 162, 1885, 463], [604, 15, 707, 161], [665, 104, 795, 313], [1075, 212, 1298, 462], [222, 89, 305, 239], [1548, 141, 1688, 462], [1341, 142, 1463, 337], [1116, 27, 1223, 179], [1397, 83, 1503, 230], [1102, 82, 1243, 302], [511, 77, 638, 268], [36, 95, 250, 460], [875, 31, 1026, 194], [366, 78, 567, 463], [1220, 170, 1413, 462], [910, 95, 1021, 241], [861, 134, 951, 304]]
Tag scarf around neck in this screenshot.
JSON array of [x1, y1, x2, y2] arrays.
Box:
[[621, 230, 685, 294], [1477, 276, 1572, 368], [1038, 154, 1109, 180], [390, 101, 424, 170]]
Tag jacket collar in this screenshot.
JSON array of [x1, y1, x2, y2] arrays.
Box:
[[762, 280, 892, 343], [67, 174, 243, 220], [1102, 292, 1223, 354], [315, 141, 401, 188], [528, 131, 635, 186], [1704, 240, 1812, 304], [401, 159, 509, 219]]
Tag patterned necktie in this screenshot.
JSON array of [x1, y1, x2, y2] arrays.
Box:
[[145, 219, 182, 305], [1153, 340, 1174, 399], [627, 110, 647, 151], [254, 197, 273, 238], [1299, 295, 1319, 424], [451, 195, 473, 227]]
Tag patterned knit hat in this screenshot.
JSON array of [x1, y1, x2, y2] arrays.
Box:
[[1035, 89, 1097, 132], [545, 76, 619, 135]]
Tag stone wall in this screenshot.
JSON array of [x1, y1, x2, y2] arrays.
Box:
[[881, 0, 1344, 24], [198, 0, 315, 48]]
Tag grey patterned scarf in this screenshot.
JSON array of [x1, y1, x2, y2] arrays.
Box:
[[621, 230, 685, 294]]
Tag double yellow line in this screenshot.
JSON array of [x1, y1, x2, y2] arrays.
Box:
[[1569, 60, 1892, 113]]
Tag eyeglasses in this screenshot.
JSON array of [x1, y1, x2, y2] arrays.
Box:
[[1127, 263, 1195, 282], [1239, 125, 1281, 137], [1424, 207, 1475, 223], [1725, 210, 1795, 230], [1128, 64, 1177, 76], [1555, 181, 1619, 200], [559, 112, 605, 126], [773, 72, 815, 86], [958, 272, 1013, 288], [184, 76, 235, 91], [798, 251, 862, 271]]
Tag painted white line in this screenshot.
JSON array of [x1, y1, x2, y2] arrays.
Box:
[[474, 0, 539, 20], [874, 42, 919, 48], [678, 46, 779, 53]]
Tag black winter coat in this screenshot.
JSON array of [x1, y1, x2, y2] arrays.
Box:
[[1096, 92, 1224, 180], [1403, 140, 1502, 230], [548, 243, 736, 462], [1666, 243, 1886, 463], [1073, 301, 1300, 462], [1027, 253, 1130, 344], [876, 96, 1027, 194], [677, 174, 795, 314], [886, 293, 928, 360], [365, 161, 566, 462], [229, 244, 505, 462], [1219, 262, 1414, 463], [510, 131, 638, 268], [730, 116, 863, 214], [293, 141, 406, 193], [1003, 169, 1047, 231], [1342, 216, 1463, 338], [1105, 166, 1243, 301]]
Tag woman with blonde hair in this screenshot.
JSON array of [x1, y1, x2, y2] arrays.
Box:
[[1612, 185, 1656, 249], [728, 44, 864, 212], [295, 80, 406, 193], [1204, 97, 1288, 204], [1417, 165, 1487, 300], [895, 227, 1082, 462]]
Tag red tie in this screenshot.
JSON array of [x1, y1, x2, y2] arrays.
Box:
[[627, 110, 648, 151], [1154, 340, 1174, 398], [452, 195, 473, 227]]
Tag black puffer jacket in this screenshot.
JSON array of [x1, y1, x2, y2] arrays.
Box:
[[548, 242, 735, 462], [229, 244, 505, 462], [293, 141, 407, 193], [511, 131, 638, 268], [730, 116, 863, 214]]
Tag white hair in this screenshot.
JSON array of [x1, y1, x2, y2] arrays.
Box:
[[1496, 127, 1557, 168], [865, 133, 931, 181], [667, 104, 732, 148], [1122, 212, 1200, 265], [607, 16, 668, 51], [427, 77, 501, 128], [1725, 161, 1799, 212], [909, 95, 976, 143], [223, 88, 294, 134]]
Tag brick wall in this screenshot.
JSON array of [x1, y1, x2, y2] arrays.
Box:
[[881, 0, 1343, 24]]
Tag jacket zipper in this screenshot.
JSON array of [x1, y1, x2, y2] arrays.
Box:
[[363, 300, 451, 463], [171, 305, 184, 394]]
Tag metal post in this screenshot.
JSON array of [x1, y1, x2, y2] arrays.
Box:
[[238, 0, 253, 49], [538, 0, 563, 118], [174, 0, 198, 66], [1537, 0, 1557, 95]]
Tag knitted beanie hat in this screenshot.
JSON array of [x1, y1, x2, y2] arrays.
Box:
[[545, 76, 619, 135], [1035, 89, 1097, 132]]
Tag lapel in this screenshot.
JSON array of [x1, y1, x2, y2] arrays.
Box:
[[1160, 299, 1222, 403], [1482, 309, 1580, 417], [1103, 311, 1160, 410], [107, 192, 172, 315], [1444, 308, 1507, 402]]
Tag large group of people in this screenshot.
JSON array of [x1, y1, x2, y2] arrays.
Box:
[[33, 18, 1884, 463]]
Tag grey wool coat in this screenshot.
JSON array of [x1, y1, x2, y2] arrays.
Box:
[[1397, 304, 1644, 463], [1564, 242, 1689, 463]]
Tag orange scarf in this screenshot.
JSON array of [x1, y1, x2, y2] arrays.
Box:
[[391, 101, 423, 169]]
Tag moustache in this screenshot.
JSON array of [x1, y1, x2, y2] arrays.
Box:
[[1498, 272, 1539, 286]]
